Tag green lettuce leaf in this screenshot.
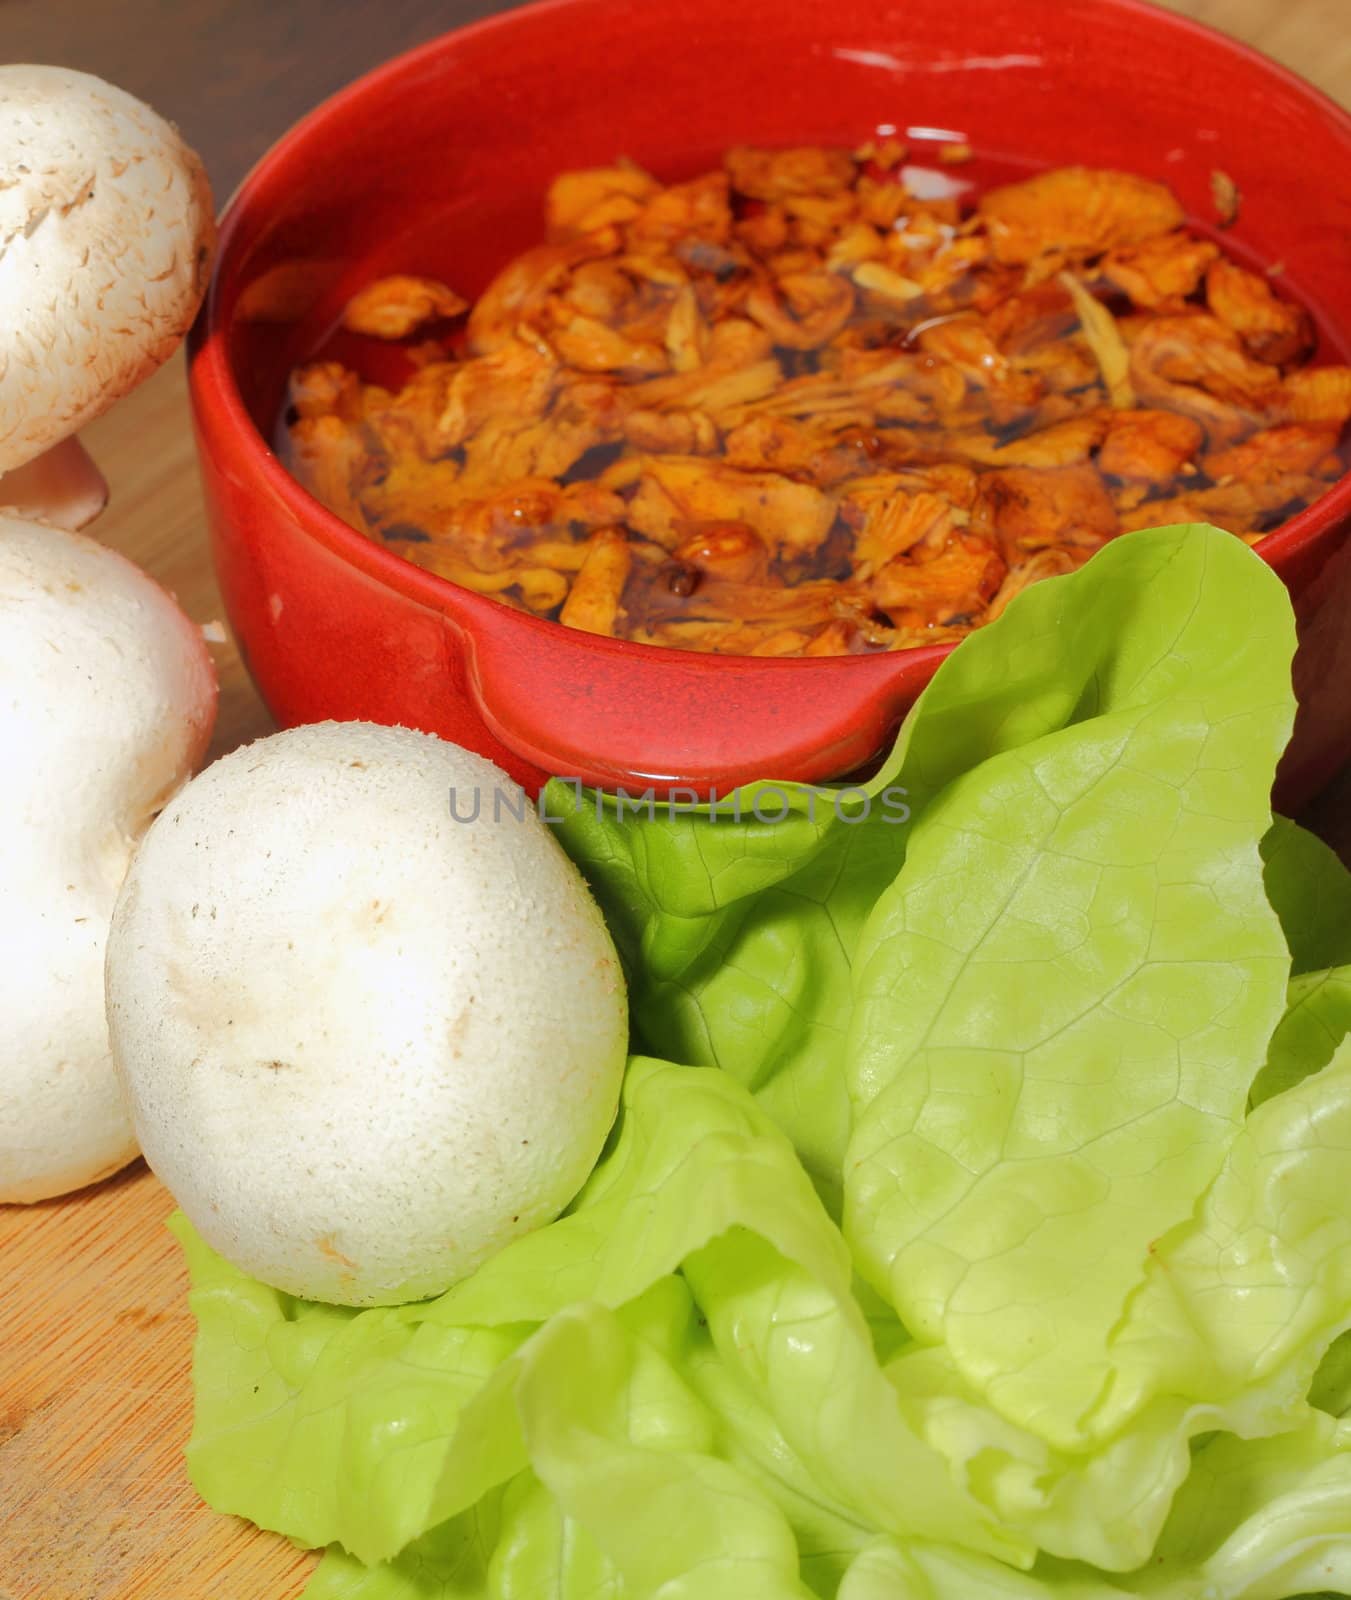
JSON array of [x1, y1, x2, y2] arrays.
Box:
[[1106, 1039, 1351, 1429], [835, 1416, 1351, 1598], [1250, 966, 1351, 1108], [548, 770, 910, 1204], [304, 1493, 512, 1599], [173, 526, 1351, 1600], [1249, 819, 1351, 1109], [175, 1058, 1021, 1578], [1260, 817, 1351, 976], [845, 526, 1295, 1443], [552, 526, 1297, 1216], [878, 1041, 1351, 1568]]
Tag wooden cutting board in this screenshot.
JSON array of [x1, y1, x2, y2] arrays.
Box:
[[0, 364, 312, 1600], [0, 1166, 315, 1600], [2, 5, 1350, 1596]]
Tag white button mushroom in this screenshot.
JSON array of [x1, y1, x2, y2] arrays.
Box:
[[0, 515, 217, 1202], [105, 723, 630, 1307], [0, 66, 218, 1200], [0, 66, 216, 478]]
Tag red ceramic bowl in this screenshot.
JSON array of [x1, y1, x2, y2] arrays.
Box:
[[189, 0, 1351, 805]]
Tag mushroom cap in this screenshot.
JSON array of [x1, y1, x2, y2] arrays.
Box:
[[106, 722, 629, 1306], [0, 66, 216, 473], [0, 514, 217, 1202]]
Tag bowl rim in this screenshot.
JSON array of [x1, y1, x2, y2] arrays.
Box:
[[188, 0, 1351, 674]]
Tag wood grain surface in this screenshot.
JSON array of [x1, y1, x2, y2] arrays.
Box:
[[1, 4, 1348, 1597]]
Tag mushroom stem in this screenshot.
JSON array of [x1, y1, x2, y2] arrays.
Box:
[[0, 435, 109, 530]]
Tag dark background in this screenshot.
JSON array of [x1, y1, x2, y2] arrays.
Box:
[[5, 0, 1348, 201], [4, 0, 502, 195]]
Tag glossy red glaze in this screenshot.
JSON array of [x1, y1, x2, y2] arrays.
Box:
[[189, 0, 1351, 803]]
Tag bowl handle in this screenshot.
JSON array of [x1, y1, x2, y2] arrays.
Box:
[[457, 617, 948, 797]]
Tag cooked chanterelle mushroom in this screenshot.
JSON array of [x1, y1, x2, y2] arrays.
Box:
[[0, 66, 215, 525]]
